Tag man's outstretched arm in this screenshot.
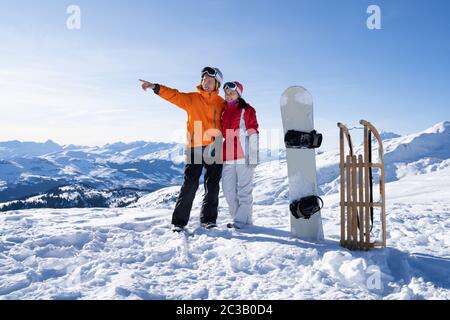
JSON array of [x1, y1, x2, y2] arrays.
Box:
[[140, 79, 191, 111]]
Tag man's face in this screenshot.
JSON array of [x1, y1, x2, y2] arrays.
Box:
[[224, 88, 240, 102], [202, 74, 216, 93]]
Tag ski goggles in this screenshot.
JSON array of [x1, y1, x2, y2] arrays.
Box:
[[223, 82, 242, 96], [223, 82, 237, 90], [201, 67, 223, 85], [202, 67, 218, 78]]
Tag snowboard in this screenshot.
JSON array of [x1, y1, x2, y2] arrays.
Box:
[[281, 86, 324, 241]]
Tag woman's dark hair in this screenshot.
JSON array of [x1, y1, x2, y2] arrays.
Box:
[[238, 97, 248, 109]]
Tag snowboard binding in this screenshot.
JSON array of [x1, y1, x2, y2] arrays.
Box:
[[285, 130, 323, 149], [290, 195, 324, 220]]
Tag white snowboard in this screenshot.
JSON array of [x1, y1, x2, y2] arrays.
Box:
[[281, 86, 324, 241]]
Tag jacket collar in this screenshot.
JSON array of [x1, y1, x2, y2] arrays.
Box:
[[197, 85, 220, 100], [225, 99, 240, 108]]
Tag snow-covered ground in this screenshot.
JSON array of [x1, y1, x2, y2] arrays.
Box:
[[1, 161, 449, 300]]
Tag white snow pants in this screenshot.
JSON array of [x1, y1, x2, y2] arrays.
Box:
[[222, 162, 256, 227]]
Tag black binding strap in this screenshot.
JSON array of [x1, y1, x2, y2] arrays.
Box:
[[290, 195, 324, 220], [285, 130, 323, 149]]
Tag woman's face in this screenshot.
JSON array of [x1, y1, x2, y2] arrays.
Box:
[[202, 74, 216, 93], [224, 88, 240, 102]]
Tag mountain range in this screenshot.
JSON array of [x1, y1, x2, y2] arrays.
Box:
[[0, 121, 449, 211]]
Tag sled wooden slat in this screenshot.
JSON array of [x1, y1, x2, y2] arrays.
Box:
[[339, 128, 346, 247], [373, 242, 385, 248], [351, 155, 358, 249], [364, 126, 371, 249], [342, 202, 383, 207], [358, 155, 365, 249], [346, 155, 353, 247], [345, 163, 382, 169]]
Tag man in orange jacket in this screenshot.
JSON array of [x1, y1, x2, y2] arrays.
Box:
[[140, 67, 225, 232]]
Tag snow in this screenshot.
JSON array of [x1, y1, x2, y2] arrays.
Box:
[[0, 122, 449, 300], [0, 162, 449, 300]]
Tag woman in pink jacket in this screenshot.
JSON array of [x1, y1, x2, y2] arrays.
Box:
[[221, 81, 259, 229]]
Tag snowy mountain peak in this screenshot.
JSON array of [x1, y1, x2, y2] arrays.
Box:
[[379, 132, 401, 140], [0, 140, 64, 160], [44, 139, 59, 146], [423, 121, 450, 135]]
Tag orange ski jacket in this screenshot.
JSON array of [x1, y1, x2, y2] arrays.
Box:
[[157, 85, 225, 148]]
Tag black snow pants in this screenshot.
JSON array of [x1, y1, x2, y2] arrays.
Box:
[[172, 146, 223, 227]]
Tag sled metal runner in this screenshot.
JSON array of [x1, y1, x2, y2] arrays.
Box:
[[337, 120, 387, 250]]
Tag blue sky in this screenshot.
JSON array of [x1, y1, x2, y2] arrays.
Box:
[[0, 0, 449, 149]]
